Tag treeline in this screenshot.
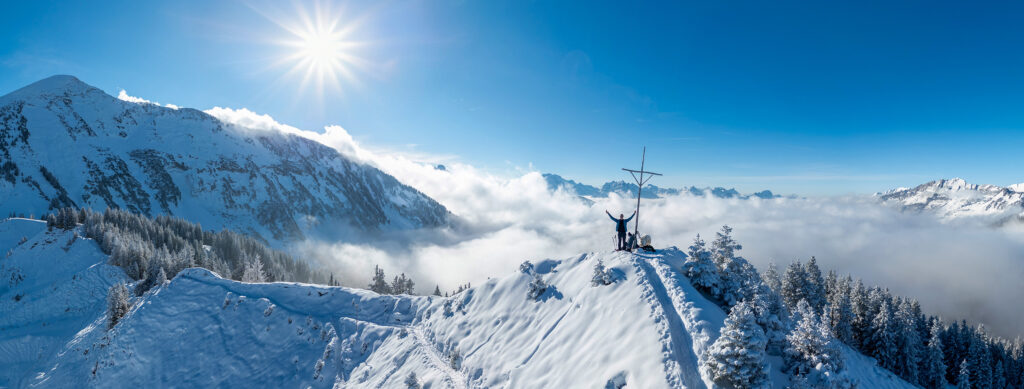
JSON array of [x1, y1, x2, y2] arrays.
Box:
[[46, 207, 328, 289], [687, 225, 1023, 389], [775, 259, 1022, 389]]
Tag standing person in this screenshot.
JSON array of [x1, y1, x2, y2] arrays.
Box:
[[606, 210, 636, 250]]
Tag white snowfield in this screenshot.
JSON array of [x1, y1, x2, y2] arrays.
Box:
[[0, 218, 912, 388]]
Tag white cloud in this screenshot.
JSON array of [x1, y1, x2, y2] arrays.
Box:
[[117, 90, 180, 110], [209, 105, 1024, 339], [117, 89, 155, 105]]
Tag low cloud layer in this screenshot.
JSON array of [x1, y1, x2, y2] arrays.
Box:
[[209, 106, 1024, 339]]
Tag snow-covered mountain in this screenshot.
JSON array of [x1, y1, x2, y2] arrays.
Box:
[[0, 218, 912, 388], [877, 178, 1024, 224], [543, 173, 782, 200], [0, 76, 448, 245]]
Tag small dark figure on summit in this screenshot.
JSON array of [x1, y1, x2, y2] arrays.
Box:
[[606, 210, 635, 251]]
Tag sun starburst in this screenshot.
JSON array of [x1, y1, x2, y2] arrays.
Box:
[[261, 1, 369, 101]]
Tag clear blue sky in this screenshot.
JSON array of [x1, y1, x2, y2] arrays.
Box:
[[2, 0, 1023, 195]]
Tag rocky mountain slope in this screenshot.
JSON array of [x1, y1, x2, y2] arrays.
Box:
[[0, 76, 448, 245], [877, 178, 1024, 224], [1, 218, 913, 388]]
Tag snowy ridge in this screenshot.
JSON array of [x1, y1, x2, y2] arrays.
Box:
[[0, 75, 448, 246], [1, 218, 914, 387], [877, 178, 1024, 223], [542, 173, 782, 200]]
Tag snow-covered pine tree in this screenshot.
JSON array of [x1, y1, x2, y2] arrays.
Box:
[[449, 347, 462, 370], [762, 261, 782, 294], [391, 273, 415, 294], [784, 299, 851, 388], [781, 260, 808, 311], [404, 371, 420, 389], [703, 301, 770, 389], [433, 285, 442, 296], [711, 225, 742, 267], [968, 326, 993, 389], [369, 265, 391, 294], [592, 258, 613, 286], [241, 254, 267, 283], [850, 279, 870, 348], [1010, 339, 1024, 389], [720, 257, 758, 307], [804, 257, 826, 313], [958, 359, 971, 389], [992, 360, 1006, 389], [750, 283, 788, 354], [684, 234, 720, 297], [527, 273, 547, 301], [106, 282, 131, 329], [867, 300, 898, 372], [895, 298, 922, 384], [824, 269, 838, 303], [921, 321, 948, 389], [829, 283, 855, 345]]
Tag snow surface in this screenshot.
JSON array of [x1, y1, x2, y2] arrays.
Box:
[[0, 218, 914, 388]]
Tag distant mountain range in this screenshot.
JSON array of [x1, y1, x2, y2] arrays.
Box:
[[877, 178, 1024, 224], [542, 173, 781, 200], [0, 75, 449, 245]]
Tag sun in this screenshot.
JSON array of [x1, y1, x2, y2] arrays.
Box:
[[266, 1, 368, 99]]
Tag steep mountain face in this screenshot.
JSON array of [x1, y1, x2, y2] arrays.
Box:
[[0, 76, 448, 245], [0, 218, 912, 388], [877, 178, 1024, 223], [543, 173, 781, 200]]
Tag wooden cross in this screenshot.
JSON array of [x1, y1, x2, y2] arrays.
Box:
[[622, 147, 661, 239]]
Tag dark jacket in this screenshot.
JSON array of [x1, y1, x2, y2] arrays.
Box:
[[608, 212, 635, 234]]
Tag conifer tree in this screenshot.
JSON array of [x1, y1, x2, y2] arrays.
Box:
[[711, 225, 742, 267], [433, 285, 442, 296], [850, 279, 870, 347], [784, 300, 851, 388], [921, 321, 948, 389], [895, 299, 922, 384], [684, 234, 719, 297], [993, 360, 1006, 389], [106, 282, 131, 329], [369, 265, 391, 294], [405, 371, 420, 389], [804, 257, 826, 313], [762, 261, 782, 294], [867, 300, 898, 371], [704, 301, 770, 389], [750, 283, 788, 354], [958, 359, 971, 389], [782, 261, 808, 311], [824, 269, 838, 303], [968, 327, 993, 389], [527, 274, 547, 301]]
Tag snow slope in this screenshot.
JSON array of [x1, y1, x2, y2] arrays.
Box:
[[878, 178, 1024, 224], [0, 219, 126, 388], [1, 217, 913, 388], [0, 76, 448, 246]]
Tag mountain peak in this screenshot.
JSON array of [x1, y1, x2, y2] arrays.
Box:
[[1, 74, 103, 102]]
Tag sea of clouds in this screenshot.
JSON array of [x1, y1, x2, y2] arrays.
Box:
[[207, 106, 1024, 339]]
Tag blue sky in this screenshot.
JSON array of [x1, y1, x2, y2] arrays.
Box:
[[2, 0, 1023, 195]]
